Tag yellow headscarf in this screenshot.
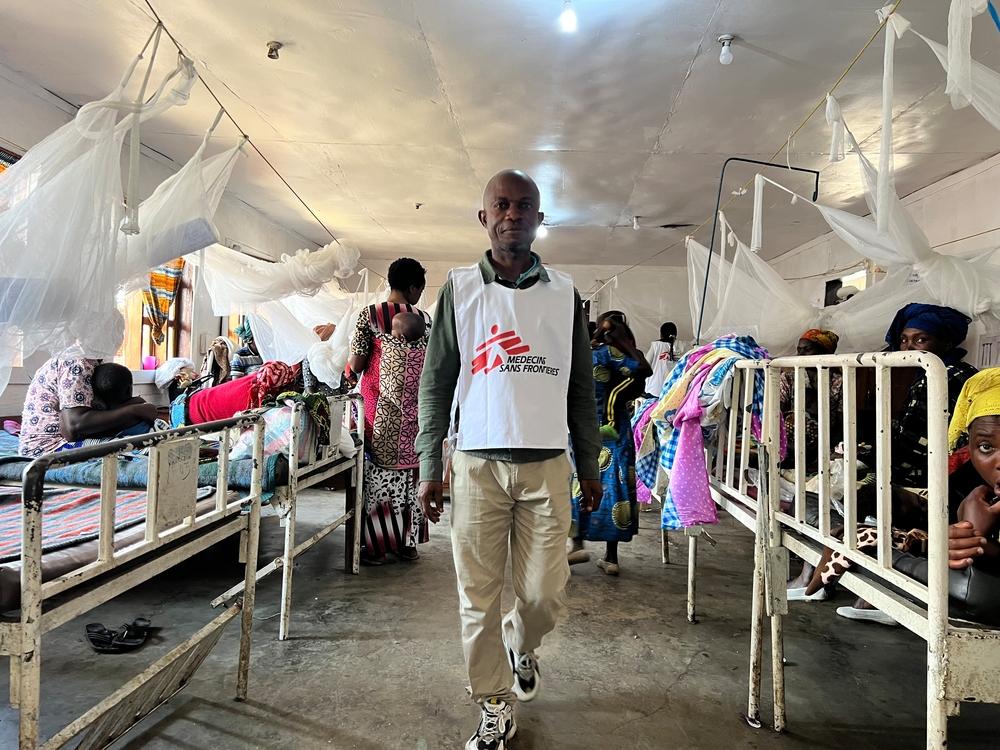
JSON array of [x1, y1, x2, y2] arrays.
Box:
[[948, 368, 1000, 450]]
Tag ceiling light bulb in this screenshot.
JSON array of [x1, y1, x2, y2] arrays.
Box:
[[632, 216, 640, 231], [267, 41, 283, 60], [559, 1, 578, 33], [718, 34, 734, 66], [536, 225, 549, 239]]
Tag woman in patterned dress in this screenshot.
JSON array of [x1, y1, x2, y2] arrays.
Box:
[[348, 258, 431, 564], [569, 311, 652, 575]]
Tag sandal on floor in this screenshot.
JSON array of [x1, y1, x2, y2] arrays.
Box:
[[596, 559, 620, 576], [85, 624, 122, 653], [113, 618, 152, 649], [836, 606, 898, 627], [361, 553, 387, 566]]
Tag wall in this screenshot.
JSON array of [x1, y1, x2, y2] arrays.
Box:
[[0, 64, 317, 413]]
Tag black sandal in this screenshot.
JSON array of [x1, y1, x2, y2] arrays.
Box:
[[85, 618, 151, 653]]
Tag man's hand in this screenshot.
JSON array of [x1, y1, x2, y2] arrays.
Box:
[[130, 402, 159, 424], [578, 479, 603, 513], [420, 481, 445, 524], [948, 521, 986, 569]]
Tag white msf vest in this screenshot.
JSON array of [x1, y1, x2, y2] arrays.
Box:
[[452, 263, 575, 451]]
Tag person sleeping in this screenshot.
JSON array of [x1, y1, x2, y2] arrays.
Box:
[[390, 311, 428, 343], [19, 357, 160, 457]]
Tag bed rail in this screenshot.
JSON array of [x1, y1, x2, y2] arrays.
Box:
[[8, 413, 266, 748], [690, 351, 1000, 748]]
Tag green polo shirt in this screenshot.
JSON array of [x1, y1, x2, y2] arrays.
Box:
[[415, 251, 600, 482]]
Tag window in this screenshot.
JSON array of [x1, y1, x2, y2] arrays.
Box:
[[114, 267, 190, 370], [824, 268, 868, 306]]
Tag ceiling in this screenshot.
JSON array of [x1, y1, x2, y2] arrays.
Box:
[[3, 0, 1000, 268]]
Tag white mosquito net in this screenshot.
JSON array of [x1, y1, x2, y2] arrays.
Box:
[[690, 2, 1000, 354], [0, 37, 197, 394]]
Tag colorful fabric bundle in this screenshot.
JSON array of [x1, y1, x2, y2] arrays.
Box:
[[248, 361, 301, 409], [634, 335, 774, 530], [142, 258, 185, 345]]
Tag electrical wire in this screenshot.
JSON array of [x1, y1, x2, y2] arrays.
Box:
[[137, 0, 386, 280]]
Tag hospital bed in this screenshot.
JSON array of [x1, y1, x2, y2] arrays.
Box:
[[684, 351, 1000, 749], [2, 414, 265, 749]]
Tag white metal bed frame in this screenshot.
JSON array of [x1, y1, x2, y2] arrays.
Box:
[[212, 393, 364, 640], [682, 351, 1000, 748], [2, 413, 266, 749]]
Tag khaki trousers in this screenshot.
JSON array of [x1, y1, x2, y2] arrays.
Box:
[[449, 451, 572, 703]]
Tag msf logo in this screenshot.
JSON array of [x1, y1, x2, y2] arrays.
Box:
[[471, 325, 530, 375]]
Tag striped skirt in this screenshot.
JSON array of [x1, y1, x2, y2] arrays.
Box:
[[362, 460, 429, 557]]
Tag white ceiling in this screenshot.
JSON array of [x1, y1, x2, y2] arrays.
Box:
[[3, 0, 1000, 267]]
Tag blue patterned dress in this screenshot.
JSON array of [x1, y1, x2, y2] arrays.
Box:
[[571, 344, 642, 543]]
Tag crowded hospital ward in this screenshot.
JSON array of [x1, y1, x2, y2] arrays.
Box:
[[10, 3, 1000, 750]]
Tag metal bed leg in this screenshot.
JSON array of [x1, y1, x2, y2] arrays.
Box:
[[686, 531, 697, 623], [237, 425, 264, 702], [926, 642, 949, 749], [278, 491, 297, 641], [661, 529, 669, 565], [345, 452, 363, 575], [9, 655, 20, 708], [770, 613, 786, 732], [746, 544, 765, 728]]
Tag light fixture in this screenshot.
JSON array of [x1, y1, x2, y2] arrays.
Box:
[[267, 41, 283, 60], [536, 225, 549, 239], [718, 34, 735, 65], [632, 216, 640, 231], [559, 1, 578, 33]]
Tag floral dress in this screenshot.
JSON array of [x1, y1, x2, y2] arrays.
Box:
[[571, 344, 642, 543]]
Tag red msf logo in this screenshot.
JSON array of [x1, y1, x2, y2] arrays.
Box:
[[658, 351, 672, 362], [471, 325, 530, 374]]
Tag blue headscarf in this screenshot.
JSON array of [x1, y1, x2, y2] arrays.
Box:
[[885, 303, 970, 354], [234, 320, 254, 344]]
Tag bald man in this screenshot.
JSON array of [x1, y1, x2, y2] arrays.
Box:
[[416, 170, 602, 750]]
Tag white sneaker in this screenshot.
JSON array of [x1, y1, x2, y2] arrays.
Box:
[[465, 699, 516, 750], [836, 606, 899, 626], [506, 644, 540, 702], [786, 586, 828, 602]]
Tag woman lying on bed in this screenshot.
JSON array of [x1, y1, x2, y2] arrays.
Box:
[[788, 369, 1000, 627], [19, 357, 160, 458]]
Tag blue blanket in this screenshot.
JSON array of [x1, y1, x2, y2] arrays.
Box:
[[0, 430, 285, 493]]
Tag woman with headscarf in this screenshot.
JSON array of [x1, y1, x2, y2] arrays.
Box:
[[568, 310, 652, 575], [229, 320, 264, 380], [779, 329, 842, 473], [884, 303, 978, 489]]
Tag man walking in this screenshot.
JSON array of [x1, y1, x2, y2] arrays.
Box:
[[416, 169, 602, 749]]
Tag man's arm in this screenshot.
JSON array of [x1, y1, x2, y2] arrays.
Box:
[[60, 402, 157, 442], [416, 281, 460, 483], [566, 291, 600, 481]]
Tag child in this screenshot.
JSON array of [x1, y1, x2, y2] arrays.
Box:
[[390, 311, 427, 342]]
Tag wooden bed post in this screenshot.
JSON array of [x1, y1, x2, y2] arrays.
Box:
[[19, 462, 46, 748], [237, 420, 264, 701], [279, 404, 302, 641]]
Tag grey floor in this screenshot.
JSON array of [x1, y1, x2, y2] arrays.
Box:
[[1, 490, 998, 749]]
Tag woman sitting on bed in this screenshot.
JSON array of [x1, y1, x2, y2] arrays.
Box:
[[19, 356, 159, 457], [788, 369, 1000, 627]]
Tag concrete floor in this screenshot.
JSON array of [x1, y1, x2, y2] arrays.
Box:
[[1, 489, 998, 749]]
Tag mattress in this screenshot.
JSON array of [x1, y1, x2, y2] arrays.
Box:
[[0, 429, 287, 492]]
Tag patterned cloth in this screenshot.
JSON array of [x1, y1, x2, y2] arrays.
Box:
[[571, 344, 642, 543], [799, 329, 839, 354], [230, 346, 263, 380], [351, 302, 431, 556], [633, 399, 657, 505], [248, 362, 300, 409], [634, 336, 773, 530], [892, 358, 977, 487], [142, 258, 185, 345], [19, 356, 97, 457]]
